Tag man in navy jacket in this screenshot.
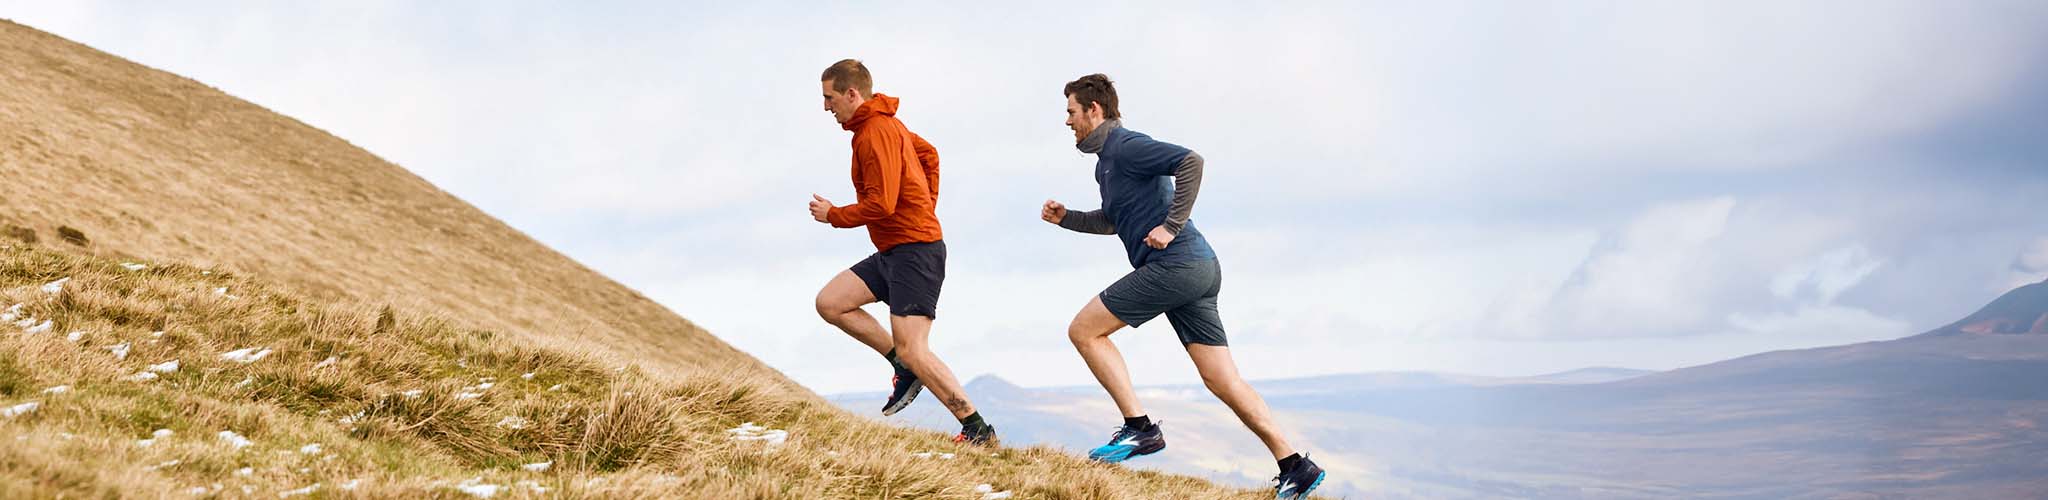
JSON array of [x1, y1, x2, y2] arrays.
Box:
[[1041, 73, 1327, 499]]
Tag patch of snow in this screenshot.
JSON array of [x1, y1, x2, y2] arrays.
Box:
[[520, 461, 551, 472], [312, 356, 337, 369], [455, 477, 503, 498], [515, 480, 549, 494], [145, 459, 180, 471], [454, 390, 485, 400], [494, 416, 531, 430], [520, 372, 534, 380], [220, 347, 273, 364], [24, 319, 52, 335], [278, 484, 319, 498], [399, 389, 423, 398], [121, 263, 147, 271], [974, 484, 1014, 500], [912, 451, 933, 459], [65, 331, 83, 342], [940, 453, 956, 460], [339, 479, 362, 490], [41, 385, 69, 395], [235, 377, 254, 389], [1, 401, 39, 418], [298, 443, 323, 455], [128, 371, 159, 382], [150, 330, 164, 338], [728, 422, 789, 448], [147, 360, 180, 373], [41, 277, 69, 294], [218, 430, 253, 449], [546, 384, 564, 392], [234, 467, 253, 477], [107, 342, 131, 360]]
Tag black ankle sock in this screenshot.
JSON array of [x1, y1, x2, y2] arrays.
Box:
[[1278, 453, 1303, 473], [960, 411, 989, 431], [884, 348, 905, 371], [1123, 415, 1151, 430]]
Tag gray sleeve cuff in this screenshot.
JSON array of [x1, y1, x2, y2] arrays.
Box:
[[1164, 151, 1203, 234]]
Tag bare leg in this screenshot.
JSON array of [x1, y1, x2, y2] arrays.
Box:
[[1069, 296, 1146, 419], [890, 314, 977, 419], [815, 270, 891, 355], [1187, 343, 1295, 460]]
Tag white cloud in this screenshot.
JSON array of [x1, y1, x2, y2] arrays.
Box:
[[1770, 245, 1883, 305], [2003, 237, 2048, 291]]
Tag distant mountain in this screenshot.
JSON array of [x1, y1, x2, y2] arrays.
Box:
[[1916, 279, 2048, 337]]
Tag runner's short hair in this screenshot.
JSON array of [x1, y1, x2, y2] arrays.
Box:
[[1063, 73, 1120, 120], [821, 59, 872, 97]]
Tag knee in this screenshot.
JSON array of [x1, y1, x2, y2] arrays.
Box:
[[892, 334, 926, 353], [814, 293, 843, 321], [1067, 322, 1096, 346], [1201, 372, 1240, 394]]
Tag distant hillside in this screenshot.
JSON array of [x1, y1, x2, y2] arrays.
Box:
[[1916, 279, 2048, 337], [0, 19, 762, 384]]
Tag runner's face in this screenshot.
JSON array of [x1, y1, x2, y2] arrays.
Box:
[[1065, 94, 1101, 143], [822, 80, 860, 124]]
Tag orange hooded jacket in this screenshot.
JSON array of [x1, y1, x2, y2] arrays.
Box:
[[826, 93, 943, 251]]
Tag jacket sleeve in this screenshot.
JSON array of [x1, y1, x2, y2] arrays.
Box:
[[1162, 152, 1203, 234], [826, 136, 903, 228], [910, 131, 940, 197], [1057, 208, 1117, 235]]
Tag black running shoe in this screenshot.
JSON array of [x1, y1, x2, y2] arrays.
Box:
[[1086, 421, 1165, 463], [954, 423, 998, 447], [1272, 454, 1327, 499], [880, 367, 922, 416]]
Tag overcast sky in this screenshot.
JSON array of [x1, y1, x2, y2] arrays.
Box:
[[7, 1, 2047, 394]]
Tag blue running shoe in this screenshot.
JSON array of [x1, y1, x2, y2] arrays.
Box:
[[1086, 421, 1165, 463], [1273, 454, 1326, 499]]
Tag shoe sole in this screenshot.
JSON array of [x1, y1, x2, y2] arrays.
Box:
[[880, 382, 923, 416], [1089, 440, 1165, 464], [1280, 471, 1326, 500]]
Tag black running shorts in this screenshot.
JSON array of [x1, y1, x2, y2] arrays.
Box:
[[849, 240, 947, 319]]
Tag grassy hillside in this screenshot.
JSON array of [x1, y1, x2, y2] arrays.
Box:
[[0, 19, 752, 383], [0, 20, 1279, 499], [0, 245, 1266, 498]]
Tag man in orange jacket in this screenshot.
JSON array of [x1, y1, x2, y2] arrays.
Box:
[[809, 59, 995, 445]]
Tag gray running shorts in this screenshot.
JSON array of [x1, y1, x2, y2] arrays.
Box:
[[1098, 258, 1226, 346]]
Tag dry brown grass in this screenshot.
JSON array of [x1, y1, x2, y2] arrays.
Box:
[[0, 18, 758, 385], [0, 245, 1268, 498]]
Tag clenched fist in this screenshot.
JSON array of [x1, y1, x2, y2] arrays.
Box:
[[1042, 199, 1067, 225], [810, 194, 833, 223], [1144, 225, 1175, 249]]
